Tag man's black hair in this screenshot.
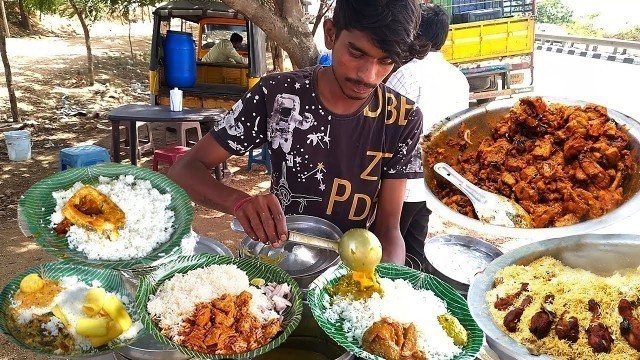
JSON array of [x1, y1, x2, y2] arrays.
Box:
[[332, 0, 428, 65], [418, 4, 450, 51], [230, 33, 243, 44]]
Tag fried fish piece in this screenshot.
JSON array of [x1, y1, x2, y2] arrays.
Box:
[[61, 186, 125, 239]]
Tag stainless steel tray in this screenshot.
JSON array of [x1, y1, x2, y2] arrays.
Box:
[[467, 233, 640, 360]]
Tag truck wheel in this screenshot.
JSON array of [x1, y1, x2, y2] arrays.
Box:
[[477, 97, 496, 105]]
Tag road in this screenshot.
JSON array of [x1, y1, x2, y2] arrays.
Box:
[[533, 49, 640, 120]]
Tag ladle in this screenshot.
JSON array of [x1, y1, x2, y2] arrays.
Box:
[[434, 162, 533, 228], [231, 217, 382, 271]]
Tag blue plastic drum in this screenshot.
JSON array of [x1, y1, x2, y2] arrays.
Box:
[[164, 30, 196, 88]]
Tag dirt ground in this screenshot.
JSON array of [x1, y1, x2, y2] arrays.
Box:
[[0, 20, 271, 359]]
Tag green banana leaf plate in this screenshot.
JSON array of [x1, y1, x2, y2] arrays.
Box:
[[135, 254, 303, 359], [18, 163, 194, 270], [307, 263, 484, 360], [0, 261, 142, 358]]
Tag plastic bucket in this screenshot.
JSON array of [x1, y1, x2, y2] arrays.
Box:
[[4, 130, 32, 161]]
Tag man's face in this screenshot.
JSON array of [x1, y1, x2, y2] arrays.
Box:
[[324, 20, 395, 100], [232, 41, 241, 51]]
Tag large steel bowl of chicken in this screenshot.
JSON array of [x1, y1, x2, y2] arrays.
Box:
[[422, 96, 640, 240]]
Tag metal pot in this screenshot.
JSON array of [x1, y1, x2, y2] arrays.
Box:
[[467, 233, 640, 360], [252, 301, 353, 360], [423, 97, 640, 242], [239, 215, 343, 295], [424, 234, 503, 297]]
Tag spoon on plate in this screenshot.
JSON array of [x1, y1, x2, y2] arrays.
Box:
[[434, 162, 533, 228], [231, 217, 382, 271]]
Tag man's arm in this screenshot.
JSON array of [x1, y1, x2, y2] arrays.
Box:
[[371, 179, 407, 265], [223, 42, 248, 64], [168, 134, 287, 246]]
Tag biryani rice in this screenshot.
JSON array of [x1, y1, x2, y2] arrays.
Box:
[[487, 256, 640, 359]]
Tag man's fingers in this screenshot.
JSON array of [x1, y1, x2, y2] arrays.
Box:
[[266, 195, 288, 245], [236, 211, 258, 241], [257, 208, 279, 246], [247, 210, 269, 244]]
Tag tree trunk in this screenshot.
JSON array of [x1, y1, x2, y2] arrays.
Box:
[[128, 11, 134, 60], [18, 0, 31, 31], [0, 0, 9, 38], [221, 0, 318, 69], [68, 0, 94, 86], [0, 7, 20, 122]]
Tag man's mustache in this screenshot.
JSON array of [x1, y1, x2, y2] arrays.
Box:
[[345, 77, 376, 89]]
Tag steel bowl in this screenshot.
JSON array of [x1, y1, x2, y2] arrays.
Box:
[[423, 96, 640, 240], [424, 235, 503, 297], [239, 215, 342, 293], [467, 233, 640, 360]]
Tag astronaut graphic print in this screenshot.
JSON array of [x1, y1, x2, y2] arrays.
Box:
[[211, 66, 423, 233]]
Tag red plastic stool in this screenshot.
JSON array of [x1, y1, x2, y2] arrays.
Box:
[[153, 146, 190, 171]]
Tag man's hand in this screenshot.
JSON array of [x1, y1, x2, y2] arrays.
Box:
[[235, 194, 288, 247], [169, 134, 289, 246], [371, 178, 407, 265]]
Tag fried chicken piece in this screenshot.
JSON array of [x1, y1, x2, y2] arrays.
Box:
[[504, 295, 533, 332], [529, 294, 556, 339], [555, 310, 580, 343], [586, 299, 613, 353], [213, 294, 235, 313], [212, 308, 235, 327], [579, 154, 610, 189], [362, 318, 404, 360], [618, 298, 640, 351], [494, 283, 529, 311], [195, 305, 211, 327]]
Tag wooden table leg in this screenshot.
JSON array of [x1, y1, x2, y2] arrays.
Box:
[[129, 120, 138, 166], [111, 120, 121, 163]]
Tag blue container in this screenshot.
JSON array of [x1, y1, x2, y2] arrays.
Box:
[[164, 30, 196, 88]]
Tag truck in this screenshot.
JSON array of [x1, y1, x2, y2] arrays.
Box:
[[430, 0, 536, 101]]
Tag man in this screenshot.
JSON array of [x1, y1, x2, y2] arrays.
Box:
[[169, 0, 428, 264], [386, 4, 470, 266], [202, 33, 248, 64]]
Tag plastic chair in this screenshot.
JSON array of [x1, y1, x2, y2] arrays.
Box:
[[247, 143, 272, 173], [153, 146, 191, 171], [117, 121, 155, 159], [164, 122, 203, 147], [60, 145, 111, 171]]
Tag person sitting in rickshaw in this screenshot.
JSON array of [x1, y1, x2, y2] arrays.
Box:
[[202, 32, 248, 64]]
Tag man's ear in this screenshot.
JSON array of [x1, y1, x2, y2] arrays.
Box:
[[323, 19, 336, 50]]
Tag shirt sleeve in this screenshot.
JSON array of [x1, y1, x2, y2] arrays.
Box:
[[201, 48, 214, 62], [223, 41, 248, 64], [210, 80, 268, 155], [381, 107, 424, 179], [386, 68, 421, 103]]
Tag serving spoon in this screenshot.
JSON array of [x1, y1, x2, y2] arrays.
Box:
[[231, 217, 382, 271], [434, 162, 533, 228]]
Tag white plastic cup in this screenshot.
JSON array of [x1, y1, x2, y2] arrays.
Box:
[[4, 130, 32, 161], [170, 87, 183, 112]]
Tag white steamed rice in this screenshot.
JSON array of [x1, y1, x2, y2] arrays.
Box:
[[50, 175, 175, 261], [323, 277, 463, 360]]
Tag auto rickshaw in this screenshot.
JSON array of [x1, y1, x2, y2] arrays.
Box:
[[149, 0, 268, 110]]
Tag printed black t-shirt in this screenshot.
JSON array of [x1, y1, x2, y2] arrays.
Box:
[[211, 66, 423, 233]]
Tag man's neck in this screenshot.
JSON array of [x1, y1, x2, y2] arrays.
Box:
[[316, 66, 373, 116]]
